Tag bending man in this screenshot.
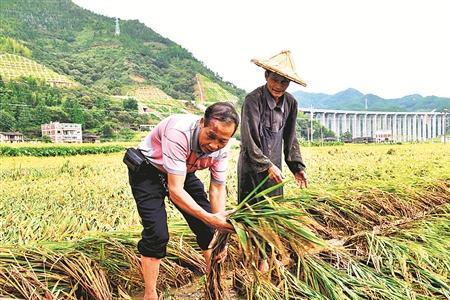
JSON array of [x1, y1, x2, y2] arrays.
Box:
[[128, 102, 239, 300]]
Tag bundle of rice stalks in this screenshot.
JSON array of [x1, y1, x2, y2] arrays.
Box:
[[0, 265, 59, 300], [342, 211, 450, 298], [288, 206, 450, 299], [0, 247, 112, 299], [167, 236, 206, 275], [72, 233, 195, 290], [207, 174, 450, 299], [297, 178, 450, 239], [207, 177, 325, 300], [206, 232, 230, 300], [233, 264, 326, 300], [0, 230, 201, 299]]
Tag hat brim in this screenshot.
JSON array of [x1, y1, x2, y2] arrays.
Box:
[[252, 59, 307, 87]]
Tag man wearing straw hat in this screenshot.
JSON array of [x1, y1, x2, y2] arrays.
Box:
[[238, 50, 308, 257]]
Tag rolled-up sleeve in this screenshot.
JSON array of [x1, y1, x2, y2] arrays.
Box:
[[240, 95, 272, 173], [283, 99, 306, 174]]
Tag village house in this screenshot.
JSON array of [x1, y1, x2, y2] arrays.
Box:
[[41, 122, 82, 143], [82, 134, 101, 143], [0, 132, 24, 143]]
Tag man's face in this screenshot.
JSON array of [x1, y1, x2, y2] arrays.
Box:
[[198, 118, 235, 153], [266, 72, 290, 99]]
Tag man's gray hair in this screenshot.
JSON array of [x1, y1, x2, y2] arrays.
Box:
[[204, 102, 239, 131]]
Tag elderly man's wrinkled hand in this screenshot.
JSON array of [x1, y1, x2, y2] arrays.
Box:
[[294, 170, 308, 188], [268, 164, 284, 183]]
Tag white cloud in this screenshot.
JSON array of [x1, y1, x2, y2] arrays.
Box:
[[73, 0, 450, 98]]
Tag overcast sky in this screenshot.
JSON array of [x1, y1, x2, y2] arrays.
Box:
[[73, 0, 450, 99]]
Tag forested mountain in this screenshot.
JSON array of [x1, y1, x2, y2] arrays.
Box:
[[0, 0, 245, 138], [293, 88, 450, 112], [0, 0, 245, 100]]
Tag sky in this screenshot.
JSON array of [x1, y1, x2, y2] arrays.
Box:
[[72, 0, 450, 99]]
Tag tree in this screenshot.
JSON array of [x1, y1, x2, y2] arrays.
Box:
[[83, 110, 100, 129], [0, 37, 32, 58], [16, 108, 34, 131], [123, 98, 138, 111], [102, 122, 115, 138], [314, 123, 336, 139], [63, 99, 84, 124], [41, 135, 52, 143], [118, 128, 135, 141], [0, 110, 16, 131], [35, 103, 52, 125], [48, 107, 70, 123], [340, 131, 353, 142], [296, 114, 336, 140]]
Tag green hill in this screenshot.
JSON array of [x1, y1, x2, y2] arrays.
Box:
[[195, 74, 239, 104], [293, 88, 450, 112], [0, 0, 243, 139], [0, 0, 245, 101]]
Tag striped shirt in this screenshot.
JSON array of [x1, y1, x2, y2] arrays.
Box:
[[138, 114, 230, 184]]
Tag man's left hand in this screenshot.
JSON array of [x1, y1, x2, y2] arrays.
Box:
[[215, 244, 228, 263], [208, 231, 228, 263], [294, 170, 308, 188]]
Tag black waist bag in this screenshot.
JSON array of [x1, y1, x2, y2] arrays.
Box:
[[123, 148, 149, 172]]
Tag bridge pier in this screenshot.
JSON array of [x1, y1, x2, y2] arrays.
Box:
[[301, 108, 449, 142]]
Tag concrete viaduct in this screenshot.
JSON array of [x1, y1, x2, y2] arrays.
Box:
[[299, 107, 449, 142]]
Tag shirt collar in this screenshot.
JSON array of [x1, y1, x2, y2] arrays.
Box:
[[191, 120, 203, 154], [263, 85, 285, 112]]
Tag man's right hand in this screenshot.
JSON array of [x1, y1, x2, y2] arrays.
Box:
[[268, 164, 284, 183], [207, 210, 235, 232]]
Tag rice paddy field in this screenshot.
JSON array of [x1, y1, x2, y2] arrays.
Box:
[[0, 143, 449, 299]]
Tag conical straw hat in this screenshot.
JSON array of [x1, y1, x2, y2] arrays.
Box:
[[251, 50, 307, 87]]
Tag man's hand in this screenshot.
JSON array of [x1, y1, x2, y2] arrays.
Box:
[[294, 170, 308, 188], [206, 210, 235, 232], [268, 164, 284, 183], [215, 244, 228, 263], [208, 231, 229, 263]]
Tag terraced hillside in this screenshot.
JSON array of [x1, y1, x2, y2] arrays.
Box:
[[0, 53, 76, 87], [195, 74, 239, 104], [139, 99, 201, 125], [131, 85, 173, 101]]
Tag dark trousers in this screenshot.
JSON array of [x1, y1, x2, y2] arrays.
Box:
[[128, 163, 214, 258]]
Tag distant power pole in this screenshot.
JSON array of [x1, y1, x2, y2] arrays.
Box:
[[115, 17, 120, 36], [365, 97, 368, 110]]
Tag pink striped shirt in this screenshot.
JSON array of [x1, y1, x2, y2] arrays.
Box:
[[138, 114, 230, 184]]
